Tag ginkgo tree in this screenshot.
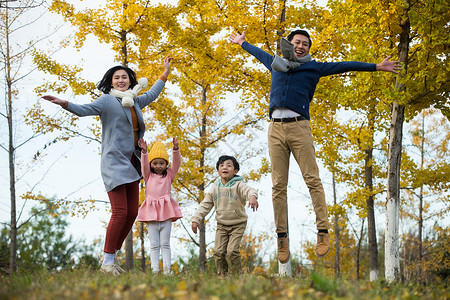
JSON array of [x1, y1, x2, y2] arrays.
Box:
[[400, 108, 450, 281], [0, 0, 69, 275], [380, 0, 449, 283], [293, 0, 449, 282], [308, 0, 398, 282]]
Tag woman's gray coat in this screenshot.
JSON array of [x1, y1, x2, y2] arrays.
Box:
[[65, 79, 165, 192]]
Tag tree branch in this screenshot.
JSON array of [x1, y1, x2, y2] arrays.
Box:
[[179, 219, 199, 246]]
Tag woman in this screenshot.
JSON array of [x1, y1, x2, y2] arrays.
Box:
[[42, 56, 173, 275]]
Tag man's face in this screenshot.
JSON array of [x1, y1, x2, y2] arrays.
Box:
[[291, 34, 310, 58]]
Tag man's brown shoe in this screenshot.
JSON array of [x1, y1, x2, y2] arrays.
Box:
[[277, 235, 290, 263], [316, 233, 330, 257]]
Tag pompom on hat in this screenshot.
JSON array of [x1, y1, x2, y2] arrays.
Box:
[[148, 142, 169, 163]]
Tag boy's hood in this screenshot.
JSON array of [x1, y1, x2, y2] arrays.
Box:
[[214, 175, 243, 187]]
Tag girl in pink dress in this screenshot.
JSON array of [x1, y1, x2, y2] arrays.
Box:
[[137, 137, 182, 274]]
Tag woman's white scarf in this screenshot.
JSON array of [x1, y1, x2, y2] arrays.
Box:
[[109, 78, 148, 107]]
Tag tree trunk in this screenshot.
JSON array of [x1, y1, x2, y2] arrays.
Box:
[[275, 0, 286, 55], [8, 75, 16, 276], [125, 231, 134, 270], [199, 218, 207, 271], [333, 175, 340, 279], [418, 113, 425, 281], [278, 259, 292, 276], [385, 102, 405, 283], [356, 219, 365, 280], [6, 3, 17, 276], [197, 86, 208, 271], [365, 118, 378, 281], [140, 222, 146, 272], [385, 1, 410, 283]]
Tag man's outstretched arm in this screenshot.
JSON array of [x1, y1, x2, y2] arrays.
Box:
[[229, 31, 274, 70]]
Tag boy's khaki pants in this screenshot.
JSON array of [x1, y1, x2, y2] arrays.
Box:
[[213, 221, 247, 275], [268, 120, 330, 233]]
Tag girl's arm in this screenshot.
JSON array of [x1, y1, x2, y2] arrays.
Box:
[[141, 152, 150, 181], [138, 139, 151, 181], [170, 137, 181, 179]]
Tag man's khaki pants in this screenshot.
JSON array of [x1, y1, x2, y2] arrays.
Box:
[[268, 120, 330, 233], [213, 221, 247, 275]]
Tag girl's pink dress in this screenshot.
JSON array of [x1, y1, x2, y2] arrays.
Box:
[[137, 148, 182, 222]]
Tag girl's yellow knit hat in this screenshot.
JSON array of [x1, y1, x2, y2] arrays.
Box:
[[148, 142, 169, 163]]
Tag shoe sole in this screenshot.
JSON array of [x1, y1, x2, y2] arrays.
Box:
[[100, 267, 121, 276], [278, 253, 290, 263], [278, 237, 290, 263], [316, 248, 330, 257]]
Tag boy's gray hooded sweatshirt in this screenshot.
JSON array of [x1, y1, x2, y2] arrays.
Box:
[[192, 176, 258, 226]]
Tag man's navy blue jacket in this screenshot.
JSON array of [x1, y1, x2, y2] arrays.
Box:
[[241, 41, 377, 119]]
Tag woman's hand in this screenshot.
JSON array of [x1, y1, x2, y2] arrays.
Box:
[[42, 95, 67, 107], [162, 55, 173, 78], [173, 137, 179, 150]]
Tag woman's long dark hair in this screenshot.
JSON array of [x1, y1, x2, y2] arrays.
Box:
[[97, 65, 138, 94]]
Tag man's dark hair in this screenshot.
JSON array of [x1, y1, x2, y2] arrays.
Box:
[[97, 65, 138, 94], [287, 29, 312, 47], [216, 155, 240, 171]]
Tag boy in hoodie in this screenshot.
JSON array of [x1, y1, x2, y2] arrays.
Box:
[[192, 155, 258, 275]]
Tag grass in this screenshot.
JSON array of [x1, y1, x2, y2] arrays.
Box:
[[1, 267, 448, 300]]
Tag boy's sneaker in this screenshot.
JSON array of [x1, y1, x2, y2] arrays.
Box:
[[100, 263, 122, 276], [277, 235, 290, 263], [316, 233, 330, 257]]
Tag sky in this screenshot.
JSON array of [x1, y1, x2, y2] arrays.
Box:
[[1, 0, 447, 268]]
